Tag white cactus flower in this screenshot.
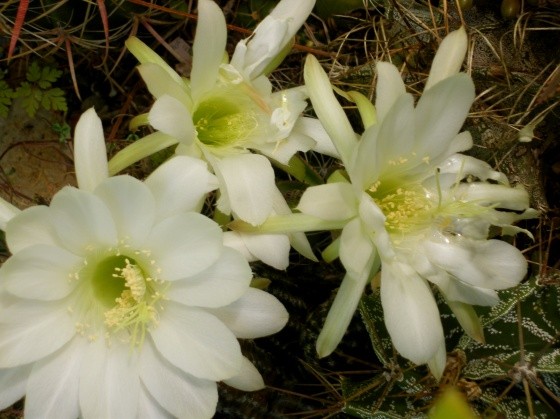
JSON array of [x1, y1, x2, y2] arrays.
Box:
[[0, 108, 289, 418]]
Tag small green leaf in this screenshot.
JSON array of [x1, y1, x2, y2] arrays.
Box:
[[26, 62, 42, 83], [38, 65, 62, 89], [41, 88, 68, 113], [15, 82, 41, 117], [0, 80, 14, 118]]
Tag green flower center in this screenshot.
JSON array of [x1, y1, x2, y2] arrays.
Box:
[[368, 181, 433, 234], [75, 250, 164, 347], [193, 94, 259, 149]]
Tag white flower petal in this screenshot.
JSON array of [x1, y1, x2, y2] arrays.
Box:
[[0, 197, 20, 231], [191, 0, 226, 102], [149, 95, 196, 145], [222, 231, 257, 262], [297, 183, 358, 221], [0, 299, 75, 368], [380, 262, 444, 365], [5, 206, 59, 253], [304, 54, 357, 164], [239, 232, 291, 270], [150, 303, 242, 381], [73, 108, 109, 192], [222, 356, 265, 391], [375, 62, 406, 122], [425, 27, 468, 90], [138, 387, 174, 419], [136, 62, 193, 107], [0, 364, 31, 410], [208, 288, 288, 339], [456, 183, 530, 211], [316, 264, 375, 358], [94, 176, 156, 247], [25, 337, 84, 419], [49, 186, 118, 254], [126, 37, 185, 87], [3, 244, 81, 301], [79, 340, 140, 419], [414, 73, 475, 162], [148, 213, 223, 281], [108, 131, 179, 176], [141, 340, 218, 419], [339, 218, 376, 278], [145, 155, 218, 219], [232, 0, 314, 79], [255, 131, 314, 165], [167, 247, 252, 308], [296, 117, 339, 158], [213, 153, 275, 226], [425, 236, 528, 290], [438, 153, 508, 183], [427, 341, 447, 381]]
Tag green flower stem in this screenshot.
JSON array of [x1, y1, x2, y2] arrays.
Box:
[[229, 213, 348, 234], [108, 132, 179, 175]]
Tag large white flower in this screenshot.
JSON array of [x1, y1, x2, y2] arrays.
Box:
[[236, 28, 537, 378], [109, 0, 330, 224], [0, 109, 289, 418], [107, 0, 320, 268]]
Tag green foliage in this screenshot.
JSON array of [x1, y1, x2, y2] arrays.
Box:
[[340, 279, 560, 418], [14, 62, 68, 117], [0, 70, 15, 118]]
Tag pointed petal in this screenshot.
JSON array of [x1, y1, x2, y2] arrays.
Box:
[[108, 132, 179, 176], [375, 62, 406, 122], [0, 364, 32, 410], [166, 247, 252, 308], [425, 27, 468, 90], [0, 299, 75, 368], [232, 0, 314, 79], [191, 0, 226, 102], [73, 108, 109, 192], [222, 356, 265, 391], [296, 117, 339, 158], [25, 338, 83, 419], [316, 265, 375, 358], [339, 218, 375, 279], [126, 37, 184, 86], [148, 213, 223, 281], [138, 387, 174, 419], [380, 262, 444, 365], [94, 176, 156, 247], [136, 63, 192, 107], [149, 95, 196, 145], [3, 244, 81, 301], [427, 341, 447, 381], [414, 74, 475, 161], [79, 340, 140, 419], [145, 155, 217, 219], [214, 154, 275, 226], [150, 303, 242, 380], [446, 299, 485, 343], [140, 340, 218, 418], [239, 232, 291, 270], [0, 197, 20, 230], [209, 288, 288, 339], [1, 380, 23, 415], [49, 186, 118, 254], [455, 183, 530, 211], [5, 206, 59, 253], [438, 153, 507, 183], [297, 183, 358, 221], [424, 236, 528, 290], [304, 54, 357, 164]]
